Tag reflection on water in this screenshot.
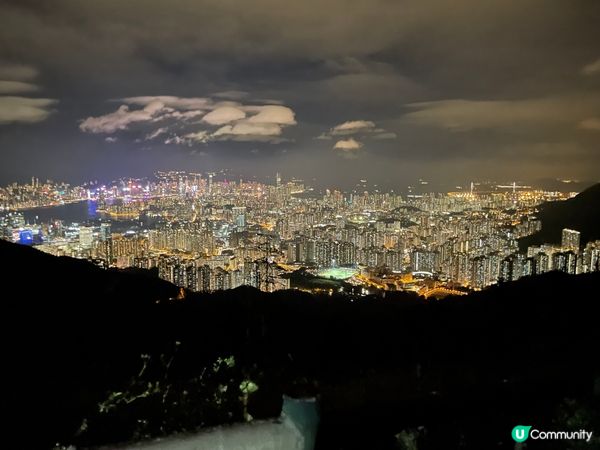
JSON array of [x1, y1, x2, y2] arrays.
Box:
[[21, 200, 153, 233], [87, 200, 97, 218]]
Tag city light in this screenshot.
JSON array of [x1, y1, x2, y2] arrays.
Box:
[[2, 173, 597, 295]]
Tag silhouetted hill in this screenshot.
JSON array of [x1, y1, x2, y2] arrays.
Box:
[[520, 183, 600, 250], [2, 240, 600, 450], [1, 239, 179, 449], [532, 178, 598, 193]]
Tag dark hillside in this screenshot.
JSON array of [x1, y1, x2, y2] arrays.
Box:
[[2, 240, 599, 449], [520, 183, 600, 250]]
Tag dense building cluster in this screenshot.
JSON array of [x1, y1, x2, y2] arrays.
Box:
[[1, 172, 598, 294], [0, 177, 88, 210]]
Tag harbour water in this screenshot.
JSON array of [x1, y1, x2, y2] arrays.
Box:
[[21, 200, 149, 233], [22, 200, 98, 224]]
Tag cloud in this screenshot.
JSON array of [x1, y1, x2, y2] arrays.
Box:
[[82, 95, 297, 144], [245, 105, 296, 125], [372, 132, 398, 140], [183, 130, 209, 142], [334, 138, 362, 150], [331, 120, 376, 135], [402, 98, 594, 132], [1, 1, 599, 183], [80, 101, 168, 133], [581, 58, 600, 76], [164, 135, 189, 145], [254, 98, 285, 105], [121, 96, 212, 110], [161, 109, 205, 121], [205, 106, 296, 142], [0, 96, 57, 124], [213, 90, 249, 100], [213, 122, 283, 140], [145, 126, 168, 140], [0, 63, 38, 81], [333, 138, 362, 159], [202, 106, 246, 125], [0, 64, 54, 125], [169, 119, 289, 144], [578, 117, 600, 131], [317, 71, 425, 108], [319, 119, 395, 142], [0, 80, 40, 94], [105, 136, 118, 143]]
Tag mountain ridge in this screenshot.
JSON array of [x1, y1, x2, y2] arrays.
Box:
[[2, 239, 600, 449], [519, 182, 600, 250]]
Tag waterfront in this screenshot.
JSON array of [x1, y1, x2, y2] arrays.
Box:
[[22, 200, 96, 224], [21, 200, 148, 233]]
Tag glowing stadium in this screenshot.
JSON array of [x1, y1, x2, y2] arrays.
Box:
[[316, 267, 359, 280]]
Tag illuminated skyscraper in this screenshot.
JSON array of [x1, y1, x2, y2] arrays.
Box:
[[471, 256, 487, 289], [591, 247, 600, 273], [233, 206, 246, 231], [79, 226, 94, 249], [99, 223, 111, 241], [582, 241, 600, 273], [535, 252, 550, 274], [561, 228, 580, 252], [410, 249, 437, 273], [552, 251, 577, 275]]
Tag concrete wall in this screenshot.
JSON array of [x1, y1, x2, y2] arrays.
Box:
[[114, 396, 319, 450]]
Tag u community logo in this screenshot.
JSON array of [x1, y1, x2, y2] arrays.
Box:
[[512, 426, 532, 443], [512, 425, 593, 443]]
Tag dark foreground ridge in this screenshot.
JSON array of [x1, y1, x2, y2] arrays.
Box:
[[520, 182, 600, 250], [2, 239, 600, 449]]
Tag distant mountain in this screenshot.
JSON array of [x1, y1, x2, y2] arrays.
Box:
[[532, 178, 598, 193], [2, 240, 600, 450], [520, 182, 600, 250]]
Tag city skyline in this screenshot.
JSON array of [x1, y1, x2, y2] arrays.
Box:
[[1, 0, 600, 186], [3, 170, 598, 297]]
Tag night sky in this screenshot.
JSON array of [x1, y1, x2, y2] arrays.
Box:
[[1, 0, 599, 188]]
